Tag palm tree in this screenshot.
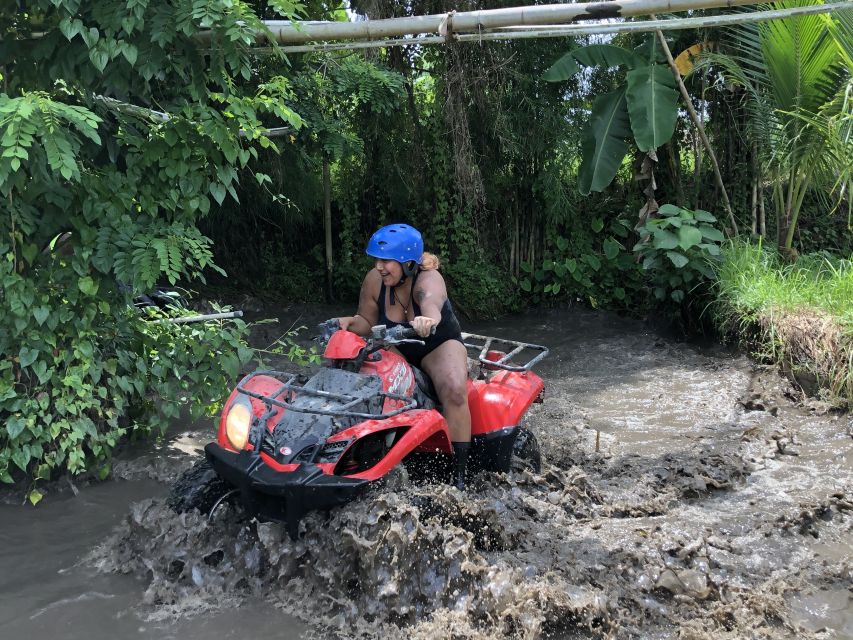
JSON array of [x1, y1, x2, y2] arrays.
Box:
[[703, 1, 852, 253]]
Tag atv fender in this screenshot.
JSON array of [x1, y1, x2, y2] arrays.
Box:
[[331, 409, 452, 481], [468, 371, 544, 436]]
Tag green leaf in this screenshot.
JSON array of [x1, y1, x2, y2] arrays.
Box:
[[19, 347, 38, 368], [89, 48, 109, 73], [651, 229, 679, 250], [11, 449, 30, 473], [28, 489, 44, 506], [699, 225, 725, 242], [658, 204, 683, 217], [614, 287, 626, 300], [59, 18, 83, 42], [625, 65, 680, 152], [33, 306, 50, 326], [552, 282, 562, 295], [520, 279, 532, 292], [210, 182, 227, 205], [677, 226, 703, 251], [572, 44, 644, 70], [221, 353, 240, 379], [121, 43, 138, 66], [81, 27, 99, 48], [33, 360, 50, 384], [578, 87, 631, 195], [666, 251, 690, 268], [693, 209, 716, 222], [603, 237, 621, 260], [543, 52, 580, 82], [78, 276, 98, 295], [6, 416, 25, 440], [584, 254, 601, 271], [591, 218, 604, 233]]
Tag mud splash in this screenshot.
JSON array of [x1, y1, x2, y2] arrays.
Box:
[[86, 306, 853, 639]]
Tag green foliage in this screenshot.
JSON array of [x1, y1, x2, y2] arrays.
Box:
[[253, 322, 322, 367], [544, 36, 680, 194], [519, 217, 644, 311], [0, 0, 304, 494], [701, 2, 851, 249], [633, 204, 725, 304]]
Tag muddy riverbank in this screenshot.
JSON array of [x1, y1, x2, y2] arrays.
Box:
[[4, 306, 851, 638]]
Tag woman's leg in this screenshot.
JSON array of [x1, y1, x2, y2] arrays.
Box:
[[420, 339, 471, 488], [420, 339, 471, 442]]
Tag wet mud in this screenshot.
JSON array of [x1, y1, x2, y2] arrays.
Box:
[[24, 306, 853, 638]]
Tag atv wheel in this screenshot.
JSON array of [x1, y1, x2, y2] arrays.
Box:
[[169, 458, 232, 514], [511, 427, 541, 473]]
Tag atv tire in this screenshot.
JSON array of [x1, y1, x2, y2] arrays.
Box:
[[169, 458, 232, 514], [511, 427, 542, 473]]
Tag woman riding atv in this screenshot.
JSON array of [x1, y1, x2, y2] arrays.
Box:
[[337, 224, 472, 489]]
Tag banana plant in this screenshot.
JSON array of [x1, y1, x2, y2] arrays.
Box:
[[544, 37, 680, 195]]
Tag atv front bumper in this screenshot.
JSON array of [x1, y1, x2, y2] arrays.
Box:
[[205, 443, 369, 538]]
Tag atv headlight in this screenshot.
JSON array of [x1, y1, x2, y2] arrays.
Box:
[[225, 400, 252, 450]]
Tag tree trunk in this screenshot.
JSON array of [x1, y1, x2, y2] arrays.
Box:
[[750, 143, 758, 235], [323, 157, 333, 302]]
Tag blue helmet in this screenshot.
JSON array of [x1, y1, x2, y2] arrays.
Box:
[[366, 224, 423, 265]]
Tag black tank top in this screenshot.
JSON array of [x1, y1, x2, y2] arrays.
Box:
[[377, 270, 463, 368]]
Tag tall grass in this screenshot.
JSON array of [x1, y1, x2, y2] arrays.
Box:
[[714, 239, 853, 404], [715, 240, 853, 329]]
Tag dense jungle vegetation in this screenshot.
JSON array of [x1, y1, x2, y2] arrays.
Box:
[[1, 0, 851, 498]]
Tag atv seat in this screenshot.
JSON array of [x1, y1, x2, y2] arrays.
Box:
[[412, 366, 438, 410]]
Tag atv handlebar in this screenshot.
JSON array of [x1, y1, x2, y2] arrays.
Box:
[[317, 319, 433, 348], [317, 318, 342, 343]]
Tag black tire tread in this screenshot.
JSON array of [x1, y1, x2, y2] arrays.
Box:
[[168, 458, 231, 514]]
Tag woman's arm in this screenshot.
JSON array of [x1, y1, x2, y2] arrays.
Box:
[[410, 270, 446, 337], [338, 270, 380, 336]]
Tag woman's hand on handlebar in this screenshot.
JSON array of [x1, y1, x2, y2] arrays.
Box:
[[411, 315, 438, 338], [338, 315, 372, 336]]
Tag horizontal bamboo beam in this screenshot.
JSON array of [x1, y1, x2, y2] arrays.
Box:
[[198, 0, 766, 45], [274, 2, 853, 54]]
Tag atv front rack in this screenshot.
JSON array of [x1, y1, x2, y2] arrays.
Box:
[[236, 371, 418, 420], [461, 333, 549, 372]]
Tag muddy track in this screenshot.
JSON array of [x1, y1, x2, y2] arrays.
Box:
[[88, 307, 853, 639]]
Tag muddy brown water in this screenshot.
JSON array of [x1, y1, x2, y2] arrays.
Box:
[[2, 306, 851, 639]]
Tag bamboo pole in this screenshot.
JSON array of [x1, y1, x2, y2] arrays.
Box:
[[203, 0, 766, 45], [92, 95, 294, 138], [269, 2, 852, 53], [653, 18, 739, 236]]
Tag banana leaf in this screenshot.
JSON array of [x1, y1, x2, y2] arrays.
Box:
[[626, 65, 680, 152], [578, 87, 631, 195], [572, 44, 644, 70]]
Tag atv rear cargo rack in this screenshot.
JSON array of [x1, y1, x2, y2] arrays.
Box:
[[461, 333, 549, 372], [236, 371, 418, 420]]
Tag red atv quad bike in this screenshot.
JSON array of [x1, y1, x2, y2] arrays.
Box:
[[170, 320, 548, 538]]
